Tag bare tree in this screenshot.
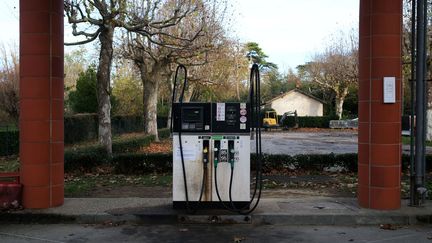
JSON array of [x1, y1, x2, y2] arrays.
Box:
[[64, 0, 197, 155], [121, 0, 225, 141], [403, 0, 432, 140], [0, 43, 19, 123], [185, 38, 249, 102], [301, 31, 358, 119]]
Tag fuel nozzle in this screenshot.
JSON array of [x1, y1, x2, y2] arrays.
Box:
[[228, 140, 235, 168], [203, 140, 209, 165], [214, 140, 220, 168]]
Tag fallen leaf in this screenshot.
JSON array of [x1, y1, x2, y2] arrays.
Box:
[[380, 224, 398, 230], [233, 236, 246, 242]]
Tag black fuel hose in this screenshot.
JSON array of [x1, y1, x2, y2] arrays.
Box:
[[172, 65, 191, 211], [232, 63, 263, 214], [214, 63, 263, 214], [171, 65, 207, 212]]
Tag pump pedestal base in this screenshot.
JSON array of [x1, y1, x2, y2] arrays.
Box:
[[173, 201, 250, 210]]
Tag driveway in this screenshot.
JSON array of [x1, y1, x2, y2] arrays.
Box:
[[251, 130, 426, 155]]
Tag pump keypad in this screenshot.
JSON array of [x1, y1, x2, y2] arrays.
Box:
[[219, 149, 228, 163]]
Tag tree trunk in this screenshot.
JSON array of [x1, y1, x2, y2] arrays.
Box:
[[167, 77, 174, 129], [144, 79, 159, 141], [140, 65, 160, 142], [183, 83, 194, 102], [426, 81, 432, 141], [96, 27, 114, 155], [427, 110, 432, 141], [235, 58, 241, 101], [335, 88, 349, 120]]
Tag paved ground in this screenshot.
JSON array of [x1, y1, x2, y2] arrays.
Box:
[[3, 197, 431, 226], [252, 130, 358, 155], [0, 224, 431, 243], [252, 130, 430, 155]]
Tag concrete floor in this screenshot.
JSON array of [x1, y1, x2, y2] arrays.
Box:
[[252, 130, 428, 155], [251, 130, 357, 155], [0, 224, 431, 243]]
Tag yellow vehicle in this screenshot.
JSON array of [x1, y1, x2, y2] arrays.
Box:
[[263, 110, 279, 129]]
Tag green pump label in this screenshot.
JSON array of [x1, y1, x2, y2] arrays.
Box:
[[211, 135, 224, 140]]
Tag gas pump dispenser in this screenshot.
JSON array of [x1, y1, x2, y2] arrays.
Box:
[[171, 64, 263, 214]]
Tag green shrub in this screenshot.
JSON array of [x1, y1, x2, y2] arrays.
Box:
[[111, 115, 143, 135], [64, 145, 108, 172], [64, 128, 170, 172], [112, 135, 155, 154], [401, 154, 432, 172], [281, 116, 338, 128], [71, 150, 432, 175], [0, 130, 19, 156], [112, 152, 359, 175], [64, 114, 98, 144], [252, 153, 358, 172], [68, 66, 98, 113], [65, 114, 169, 144]]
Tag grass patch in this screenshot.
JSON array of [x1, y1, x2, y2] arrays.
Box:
[[402, 136, 432, 146], [65, 173, 172, 197], [0, 157, 19, 172], [64, 128, 170, 173]]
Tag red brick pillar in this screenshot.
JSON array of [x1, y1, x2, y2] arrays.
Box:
[[19, 0, 64, 208], [358, 0, 402, 209]]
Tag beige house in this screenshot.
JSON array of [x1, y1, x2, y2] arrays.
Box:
[[265, 89, 324, 116]]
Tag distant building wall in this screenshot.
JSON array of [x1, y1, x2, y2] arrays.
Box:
[[269, 91, 323, 116]]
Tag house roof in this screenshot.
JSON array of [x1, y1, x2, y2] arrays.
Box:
[[265, 89, 325, 105]]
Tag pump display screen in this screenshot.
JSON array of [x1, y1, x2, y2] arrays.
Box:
[[182, 107, 203, 122], [172, 102, 249, 133], [179, 106, 205, 131]]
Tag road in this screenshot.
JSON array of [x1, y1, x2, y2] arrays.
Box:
[[251, 130, 358, 155], [251, 130, 429, 155], [0, 224, 431, 243]]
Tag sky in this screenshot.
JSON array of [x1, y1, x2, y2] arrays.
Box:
[[231, 0, 359, 72], [0, 0, 359, 73]]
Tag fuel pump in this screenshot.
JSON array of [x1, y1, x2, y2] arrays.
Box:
[[171, 64, 263, 214]]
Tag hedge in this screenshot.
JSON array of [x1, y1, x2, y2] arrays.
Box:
[[281, 116, 339, 128], [110, 152, 432, 175], [112, 152, 358, 175], [0, 115, 170, 156], [254, 153, 358, 173], [64, 114, 98, 144], [0, 130, 19, 156], [65, 114, 168, 144], [64, 128, 170, 172]]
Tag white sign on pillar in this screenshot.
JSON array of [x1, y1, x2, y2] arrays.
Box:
[[383, 77, 396, 104]]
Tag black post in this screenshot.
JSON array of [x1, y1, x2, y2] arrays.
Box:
[[414, 0, 427, 204], [422, 0, 428, 190], [410, 0, 417, 206]]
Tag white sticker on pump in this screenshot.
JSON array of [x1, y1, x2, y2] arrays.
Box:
[[216, 103, 225, 121], [240, 103, 246, 109], [240, 124, 246, 130], [175, 146, 197, 161]]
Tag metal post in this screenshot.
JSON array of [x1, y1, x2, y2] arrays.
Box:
[[414, 0, 427, 204], [410, 0, 417, 207], [422, 0, 428, 190]]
